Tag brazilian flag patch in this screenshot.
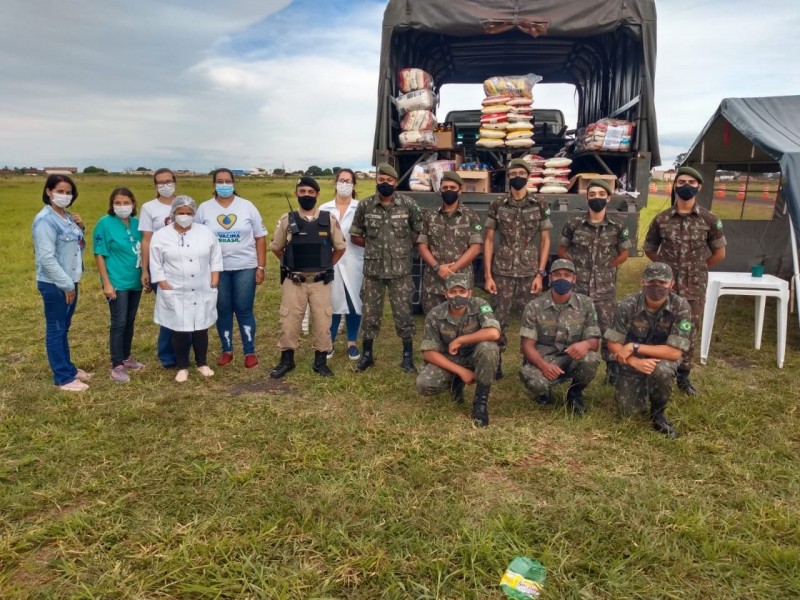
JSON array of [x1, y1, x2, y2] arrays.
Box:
[[715, 219, 723, 230], [473, 223, 483, 232], [544, 207, 551, 216], [679, 319, 692, 332], [480, 304, 493, 314], [621, 227, 629, 240]]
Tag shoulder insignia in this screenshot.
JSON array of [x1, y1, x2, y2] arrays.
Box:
[[480, 304, 493, 313], [621, 227, 629, 239], [715, 220, 723, 230], [679, 319, 692, 332], [543, 207, 551, 217], [473, 223, 483, 232]]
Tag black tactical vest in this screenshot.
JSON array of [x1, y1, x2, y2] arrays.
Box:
[[283, 211, 333, 272]]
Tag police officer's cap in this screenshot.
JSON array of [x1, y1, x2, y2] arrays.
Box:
[[643, 262, 673, 282], [441, 171, 463, 186], [586, 179, 613, 195], [506, 158, 531, 174], [675, 166, 704, 185], [550, 259, 576, 273], [296, 176, 320, 192], [377, 163, 398, 179], [445, 273, 472, 290]]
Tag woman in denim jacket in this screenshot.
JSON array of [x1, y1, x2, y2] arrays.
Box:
[[32, 175, 92, 392]]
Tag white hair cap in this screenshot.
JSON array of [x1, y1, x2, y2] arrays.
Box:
[[170, 195, 196, 215]]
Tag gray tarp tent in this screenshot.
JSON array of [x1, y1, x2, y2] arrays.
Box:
[[375, 0, 660, 165]]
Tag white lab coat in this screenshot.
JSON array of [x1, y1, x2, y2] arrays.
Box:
[[319, 198, 364, 314], [149, 223, 223, 332]]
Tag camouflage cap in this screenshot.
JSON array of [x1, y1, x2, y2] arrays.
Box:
[[643, 262, 673, 282], [445, 273, 472, 290], [675, 166, 704, 185], [586, 179, 613, 195], [440, 171, 463, 186], [506, 158, 531, 174], [550, 258, 576, 273], [376, 163, 398, 179]]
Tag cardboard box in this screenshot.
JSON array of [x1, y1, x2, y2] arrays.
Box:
[[434, 128, 454, 149], [456, 170, 490, 193], [569, 173, 617, 194]]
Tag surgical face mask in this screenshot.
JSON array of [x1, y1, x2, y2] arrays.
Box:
[[441, 190, 459, 205], [298, 195, 317, 211], [447, 294, 470, 310], [509, 176, 528, 191], [51, 193, 73, 208], [550, 278, 574, 295], [674, 183, 699, 201], [174, 214, 194, 228], [644, 283, 670, 301], [588, 198, 607, 213], [156, 183, 175, 198], [336, 181, 354, 197], [114, 205, 133, 219], [377, 182, 395, 197], [215, 183, 235, 198]]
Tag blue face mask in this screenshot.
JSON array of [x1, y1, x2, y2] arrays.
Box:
[[215, 183, 234, 198], [550, 278, 574, 295]]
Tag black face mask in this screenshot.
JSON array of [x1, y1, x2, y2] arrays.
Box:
[[377, 182, 395, 197], [550, 278, 574, 295], [441, 190, 459, 205], [588, 198, 607, 213], [644, 284, 670, 302], [674, 183, 699, 201], [509, 176, 528, 191], [447, 295, 470, 310], [298, 195, 317, 211]]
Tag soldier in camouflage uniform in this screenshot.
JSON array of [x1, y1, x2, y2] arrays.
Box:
[[643, 166, 726, 396], [484, 158, 552, 377], [350, 163, 423, 373], [416, 273, 501, 427], [518, 259, 600, 415], [558, 179, 630, 385], [605, 262, 692, 438], [417, 171, 483, 313]]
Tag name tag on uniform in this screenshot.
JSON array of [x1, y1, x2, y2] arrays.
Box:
[[391, 213, 408, 220], [319, 231, 328, 237]]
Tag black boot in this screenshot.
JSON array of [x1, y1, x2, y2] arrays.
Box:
[[536, 391, 553, 405], [652, 411, 680, 438], [312, 350, 334, 378], [354, 339, 374, 372], [269, 349, 295, 379], [605, 361, 619, 386], [566, 383, 588, 416], [471, 383, 490, 427], [495, 355, 504, 380], [401, 338, 417, 374], [450, 377, 465, 403], [677, 369, 699, 396]]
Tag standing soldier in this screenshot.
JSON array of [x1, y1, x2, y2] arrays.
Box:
[[518, 259, 601, 415], [558, 179, 630, 385], [350, 163, 423, 373], [605, 262, 692, 438], [269, 177, 346, 379], [484, 158, 552, 377], [417, 171, 483, 313], [643, 166, 726, 395], [416, 273, 500, 427]]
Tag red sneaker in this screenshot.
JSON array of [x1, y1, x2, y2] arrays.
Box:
[[217, 352, 234, 366], [244, 354, 259, 369]]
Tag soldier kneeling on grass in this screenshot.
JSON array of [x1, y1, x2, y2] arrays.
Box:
[[415, 273, 500, 427], [605, 262, 691, 439], [518, 259, 601, 416]]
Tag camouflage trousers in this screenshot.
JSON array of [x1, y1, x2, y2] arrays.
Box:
[[680, 298, 703, 372], [360, 275, 415, 340], [421, 266, 473, 314], [491, 274, 536, 351], [518, 351, 600, 396], [415, 341, 500, 394], [594, 297, 617, 363], [615, 359, 678, 417]]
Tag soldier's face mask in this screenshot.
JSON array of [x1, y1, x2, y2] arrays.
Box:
[[298, 195, 317, 211], [644, 283, 670, 301], [550, 278, 574, 295], [441, 190, 460, 205], [447, 292, 470, 311], [674, 183, 700, 201], [377, 182, 395, 197], [508, 176, 528, 191], [587, 198, 608, 213]]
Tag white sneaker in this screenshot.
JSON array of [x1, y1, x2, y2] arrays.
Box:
[[197, 365, 214, 377], [57, 379, 89, 392], [76, 368, 93, 382], [175, 369, 189, 383]]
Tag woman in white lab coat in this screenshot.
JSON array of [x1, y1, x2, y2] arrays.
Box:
[[319, 168, 364, 360], [149, 195, 223, 383]]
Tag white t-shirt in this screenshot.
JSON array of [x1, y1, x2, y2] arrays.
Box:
[[195, 196, 268, 270], [138, 198, 174, 233]]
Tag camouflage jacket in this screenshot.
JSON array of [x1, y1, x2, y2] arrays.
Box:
[[485, 193, 552, 277], [560, 213, 631, 299], [418, 202, 483, 265], [350, 192, 423, 278], [642, 204, 726, 299], [420, 297, 500, 356], [604, 290, 692, 351], [519, 291, 600, 357]]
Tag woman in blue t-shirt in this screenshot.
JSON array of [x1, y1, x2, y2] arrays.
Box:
[[93, 187, 145, 383]]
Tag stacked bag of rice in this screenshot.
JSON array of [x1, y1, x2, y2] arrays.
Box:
[[397, 68, 437, 148], [539, 157, 573, 194], [522, 154, 546, 192], [477, 73, 541, 149], [577, 118, 635, 152]]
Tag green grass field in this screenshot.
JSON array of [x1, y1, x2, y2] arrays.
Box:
[[1, 176, 799, 598]]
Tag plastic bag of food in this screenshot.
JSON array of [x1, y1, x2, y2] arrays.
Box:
[[409, 164, 432, 191], [580, 118, 635, 152], [397, 68, 433, 93], [477, 138, 505, 148], [398, 130, 435, 148], [482, 95, 512, 106], [395, 89, 437, 116], [544, 157, 573, 168], [507, 130, 534, 140], [428, 159, 457, 192], [483, 73, 542, 98], [479, 128, 506, 139], [539, 185, 569, 194], [480, 113, 508, 124], [482, 121, 508, 130], [400, 110, 436, 131], [505, 138, 535, 148]]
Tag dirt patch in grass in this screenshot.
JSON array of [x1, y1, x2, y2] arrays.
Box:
[[9, 544, 58, 589], [721, 355, 755, 369], [228, 379, 297, 396]]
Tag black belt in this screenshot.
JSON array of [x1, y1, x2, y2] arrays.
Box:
[[287, 271, 330, 284]]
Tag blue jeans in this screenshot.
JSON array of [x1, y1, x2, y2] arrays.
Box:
[[330, 286, 362, 343], [152, 285, 177, 367], [108, 290, 142, 367], [216, 268, 257, 354], [38, 281, 79, 386]]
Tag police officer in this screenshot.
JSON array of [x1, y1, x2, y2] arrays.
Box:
[[350, 163, 423, 373], [558, 179, 630, 385], [416, 273, 500, 427], [269, 177, 346, 378], [518, 259, 600, 415], [417, 171, 483, 313], [484, 158, 552, 377], [605, 262, 692, 438], [643, 166, 726, 396]]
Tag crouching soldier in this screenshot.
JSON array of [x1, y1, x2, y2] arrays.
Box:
[[518, 259, 601, 415], [416, 273, 500, 427], [605, 262, 691, 438]]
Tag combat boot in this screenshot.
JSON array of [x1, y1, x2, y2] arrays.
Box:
[[354, 339, 375, 372], [566, 383, 588, 416], [676, 369, 699, 396], [401, 338, 417, 373], [312, 350, 334, 378], [652, 411, 680, 438], [495, 355, 504, 380], [605, 361, 619, 386], [269, 349, 295, 379], [471, 383, 490, 427], [450, 376, 465, 403], [535, 391, 553, 405]]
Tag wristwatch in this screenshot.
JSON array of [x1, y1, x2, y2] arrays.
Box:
[[537, 269, 546, 278], [633, 343, 641, 356], [256, 266, 265, 271], [431, 262, 441, 272]]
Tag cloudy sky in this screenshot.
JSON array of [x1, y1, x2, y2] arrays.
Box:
[[1, 0, 798, 172]]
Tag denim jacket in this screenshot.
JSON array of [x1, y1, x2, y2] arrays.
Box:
[[32, 205, 85, 291]]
